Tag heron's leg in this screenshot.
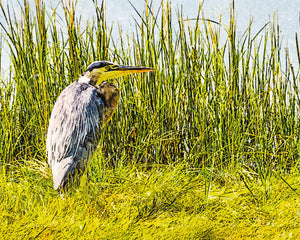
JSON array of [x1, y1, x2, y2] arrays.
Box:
[[59, 192, 65, 200], [57, 184, 66, 199], [78, 160, 89, 189]]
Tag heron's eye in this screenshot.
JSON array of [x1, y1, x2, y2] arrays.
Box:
[[104, 66, 111, 71], [105, 65, 118, 72]]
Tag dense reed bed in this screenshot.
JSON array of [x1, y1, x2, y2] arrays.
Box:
[[0, 0, 299, 238]]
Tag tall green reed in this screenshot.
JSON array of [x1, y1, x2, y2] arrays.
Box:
[[0, 0, 299, 177]]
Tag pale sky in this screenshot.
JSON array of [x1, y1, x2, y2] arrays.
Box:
[[0, 0, 299, 71]]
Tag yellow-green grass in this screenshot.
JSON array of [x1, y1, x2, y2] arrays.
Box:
[[0, 0, 300, 239], [0, 162, 299, 239]]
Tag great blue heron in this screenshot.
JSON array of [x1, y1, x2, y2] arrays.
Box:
[[46, 61, 154, 191]]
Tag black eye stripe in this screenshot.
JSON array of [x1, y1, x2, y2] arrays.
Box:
[[105, 65, 119, 71], [86, 61, 114, 72]]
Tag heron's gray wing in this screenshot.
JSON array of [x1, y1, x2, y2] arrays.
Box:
[[46, 82, 105, 189]]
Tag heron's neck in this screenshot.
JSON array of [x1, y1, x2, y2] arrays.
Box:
[[78, 75, 91, 84], [78, 71, 100, 86]]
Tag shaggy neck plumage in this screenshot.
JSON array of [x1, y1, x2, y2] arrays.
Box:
[[78, 71, 101, 86]]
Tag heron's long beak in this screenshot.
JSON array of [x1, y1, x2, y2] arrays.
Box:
[[97, 64, 155, 83], [115, 65, 155, 73]]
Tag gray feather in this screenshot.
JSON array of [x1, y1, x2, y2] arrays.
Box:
[[46, 82, 105, 190]]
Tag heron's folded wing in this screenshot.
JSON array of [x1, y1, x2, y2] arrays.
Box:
[[47, 82, 105, 189]]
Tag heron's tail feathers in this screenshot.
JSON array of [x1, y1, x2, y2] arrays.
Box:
[[52, 156, 74, 190]]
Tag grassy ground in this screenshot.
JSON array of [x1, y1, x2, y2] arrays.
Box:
[[0, 0, 300, 239], [0, 162, 299, 239]]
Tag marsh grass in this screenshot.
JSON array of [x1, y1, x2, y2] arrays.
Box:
[[0, 0, 300, 238], [0, 163, 299, 239]]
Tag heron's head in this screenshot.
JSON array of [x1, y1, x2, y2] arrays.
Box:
[[79, 61, 155, 86]]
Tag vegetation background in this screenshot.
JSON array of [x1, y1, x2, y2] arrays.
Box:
[[0, 0, 299, 239]]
